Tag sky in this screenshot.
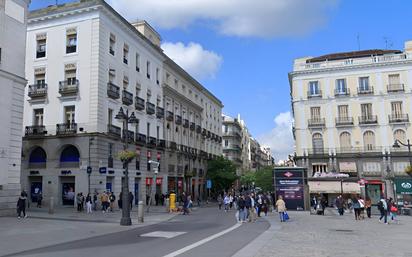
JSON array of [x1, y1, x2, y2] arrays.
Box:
[[29, 0, 412, 160]]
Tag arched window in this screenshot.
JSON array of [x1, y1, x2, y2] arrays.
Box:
[[312, 133, 324, 154], [29, 147, 47, 168], [394, 129, 406, 143], [339, 132, 351, 151], [363, 131, 375, 151], [60, 145, 80, 167]]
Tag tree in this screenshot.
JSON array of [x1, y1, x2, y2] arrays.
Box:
[[240, 171, 256, 189], [207, 156, 238, 194], [254, 167, 274, 192]]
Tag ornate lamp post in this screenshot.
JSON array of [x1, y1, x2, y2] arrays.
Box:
[[115, 107, 138, 226], [393, 139, 412, 167]]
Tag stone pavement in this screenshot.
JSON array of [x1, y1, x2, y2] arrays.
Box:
[[251, 209, 412, 257], [0, 205, 177, 257]]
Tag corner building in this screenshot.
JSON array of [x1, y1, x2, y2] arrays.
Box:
[[22, 0, 222, 207], [290, 42, 412, 206]]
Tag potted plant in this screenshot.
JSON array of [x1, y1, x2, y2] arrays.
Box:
[[405, 165, 412, 177], [117, 150, 137, 164]]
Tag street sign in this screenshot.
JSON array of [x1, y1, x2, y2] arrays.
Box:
[[206, 179, 212, 189], [87, 166, 92, 174]]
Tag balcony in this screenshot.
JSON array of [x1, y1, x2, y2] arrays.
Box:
[[107, 82, 120, 99], [357, 86, 374, 95], [202, 128, 207, 136], [157, 139, 166, 149], [156, 107, 164, 119], [56, 123, 77, 135], [169, 141, 177, 150], [387, 83, 404, 93], [122, 90, 133, 106], [107, 124, 121, 138], [166, 111, 174, 121], [307, 118, 325, 127], [59, 80, 79, 96], [136, 133, 147, 145], [25, 125, 46, 136], [175, 115, 182, 125], [28, 83, 47, 99], [196, 125, 202, 134], [122, 130, 134, 142], [146, 102, 156, 115], [135, 96, 145, 111], [207, 130, 211, 138], [335, 117, 354, 126], [358, 115, 378, 125], [183, 119, 189, 128], [190, 122, 196, 131], [334, 88, 350, 97], [36, 50, 45, 58], [388, 114, 409, 123], [307, 90, 322, 99], [147, 136, 157, 148]]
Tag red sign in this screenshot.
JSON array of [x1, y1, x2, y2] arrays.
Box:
[[178, 180, 183, 188], [157, 152, 161, 160], [284, 172, 293, 178], [147, 151, 152, 158], [156, 178, 163, 185], [358, 179, 368, 185], [145, 177, 153, 185]]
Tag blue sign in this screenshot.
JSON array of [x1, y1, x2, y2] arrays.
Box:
[[206, 179, 212, 189], [99, 167, 107, 174]]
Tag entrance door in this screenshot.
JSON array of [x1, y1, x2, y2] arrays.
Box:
[[62, 182, 75, 205], [366, 184, 382, 205], [30, 181, 42, 203]]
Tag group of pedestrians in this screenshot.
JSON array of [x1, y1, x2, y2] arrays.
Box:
[[378, 196, 399, 224]]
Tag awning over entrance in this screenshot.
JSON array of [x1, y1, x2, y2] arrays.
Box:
[[395, 178, 412, 195], [309, 181, 360, 194]]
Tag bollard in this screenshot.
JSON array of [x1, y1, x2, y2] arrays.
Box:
[[137, 201, 144, 223], [165, 198, 170, 213], [48, 197, 54, 214]]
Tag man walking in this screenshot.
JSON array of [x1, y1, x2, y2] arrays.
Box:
[[378, 196, 388, 224], [336, 195, 344, 216]]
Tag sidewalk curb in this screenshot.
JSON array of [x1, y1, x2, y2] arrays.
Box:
[[231, 215, 281, 257]]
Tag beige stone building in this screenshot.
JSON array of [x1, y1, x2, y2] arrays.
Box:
[[290, 42, 412, 206]]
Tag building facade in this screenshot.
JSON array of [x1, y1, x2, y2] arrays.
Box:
[[21, 0, 222, 208], [290, 42, 412, 206], [0, 0, 30, 215]]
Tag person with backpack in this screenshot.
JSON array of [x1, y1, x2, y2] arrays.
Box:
[[378, 196, 388, 224]]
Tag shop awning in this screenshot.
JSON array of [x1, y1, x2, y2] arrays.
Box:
[[395, 178, 412, 195], [309, 181, 360, 194]]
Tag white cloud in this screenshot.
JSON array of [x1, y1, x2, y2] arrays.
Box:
[[161, 42, 223, 80], [257, 112, 294, 161], [108, 0, 338, 38]]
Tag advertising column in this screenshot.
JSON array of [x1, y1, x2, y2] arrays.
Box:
[[274, 168, 307, 210]]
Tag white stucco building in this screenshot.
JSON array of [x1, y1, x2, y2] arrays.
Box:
[[0, 0, 30, 215]]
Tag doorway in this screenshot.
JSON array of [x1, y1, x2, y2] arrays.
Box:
[[61, 176, 75, 206]]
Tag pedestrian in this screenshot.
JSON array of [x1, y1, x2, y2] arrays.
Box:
[[336, 195, 344, 216], [237, 195, 246, 223], [155, 193, 159, 206], [109, 192, 116, 212], [182, 193, 190, 215], [275, 195, 286, 222], [118, 192, 123, 209], [129, 192, 134, 210], [311, 195, 317, 211], [229, 194, 234, 209], [223, 194, 230, 212], [197, 196, 201, 207], [86, 193, 92, 214], [80, 192, 85, 211], [353, 196, 361, 220], [257, 194, 263, 217], [365, 197, 372, 218], [249, 194, 257, 222], [389, 198, 399, 224], [37, 192, 43, 208], [217, 194, 223, 210], [358, 197, 365, 219], [17, 192, 28, 219], [378, 196, 388, 224], [76, 193, 82, 212], [245, 194, 252, 221], [100, 191, 109, 213], [93, 191, 98, 211], [161, 194, 165, 206], [263, 195, 269, 216]]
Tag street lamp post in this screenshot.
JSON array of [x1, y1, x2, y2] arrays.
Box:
[[146, 160, 159, 213], [87, 137, 95, 195], [115, 107, 138, 226], [393, 139, 412, 167]]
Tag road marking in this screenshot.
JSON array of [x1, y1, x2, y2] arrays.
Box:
[[140, 231, 187, 239], [162, 223, 242, 257]]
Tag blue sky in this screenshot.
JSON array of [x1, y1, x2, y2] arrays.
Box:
[[29, 0, 412, 159]]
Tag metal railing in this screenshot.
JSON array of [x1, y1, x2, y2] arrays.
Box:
[[357, 86, 374, 95], [56, 123, 77, 135], [387, 83, 404, 93], [358, 115, 378, 125], [146, 102, 156, 115], [334, 88, 350, 96], [136, 133, 147, 145], [156, 107, 164, 119], [28, 83, 48, 98], [107, 124, 121, 137], [175, 115, 182, 125], [335, 117, 354, 126], [122, 90, 133, 106], [308, 118, 326, 127], [135, 96, 145, 110], [107, 82, 120, 99], [388, 114, 409, 123], [25, 125, 46, 136], [166, 111, 174, 121], [59, 80, 79, 95], [307, 90, 322, 99]]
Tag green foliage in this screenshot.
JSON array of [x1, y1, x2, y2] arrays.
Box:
[[240, 171, 256, 186], [254, 167, 273, 192], [117, 150, 136, 164], [405, 165, 412, 175], [207, 156, 238, 193]]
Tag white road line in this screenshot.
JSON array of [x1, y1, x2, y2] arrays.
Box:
[[140, 231, 186, 239], [162, 223, 242, 257]]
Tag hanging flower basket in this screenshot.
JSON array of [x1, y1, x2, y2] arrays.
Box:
[[117, 150, 137, 164], [405, 166, 412, 177]]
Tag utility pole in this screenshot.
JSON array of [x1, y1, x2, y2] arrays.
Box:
[[146, 160, 160, 212]]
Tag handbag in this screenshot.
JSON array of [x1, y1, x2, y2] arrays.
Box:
[[390, 206, 398, 212], [283, 211, 289, 221]]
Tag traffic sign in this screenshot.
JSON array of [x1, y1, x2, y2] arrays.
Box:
[[206, 179, 212, 189]]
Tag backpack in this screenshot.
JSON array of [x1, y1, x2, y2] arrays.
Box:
[[377, 200, 383, 211]]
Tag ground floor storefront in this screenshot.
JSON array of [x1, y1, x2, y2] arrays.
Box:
[[308, 179, 361, 207]]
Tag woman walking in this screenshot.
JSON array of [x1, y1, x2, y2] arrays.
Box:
[[365, 197, 372, 218], [352, 196, 361, 220], [86, 193, 93, 214], [389, 198, 399, 224], [275, 195, 286, 222]]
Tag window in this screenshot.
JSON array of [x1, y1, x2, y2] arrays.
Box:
[[34, 109, 44, 126], [156, 68, 160, 85], [108, 109, 113, 125], [394, 129, 406, 143], [156, 126, 160, 139], [336, 79, 346, 93], [391, 102, 403, 117], [361, 103, 372, 118], [66, 28, 77, 54], [108, 143, 114, 168], [146, 61, 151, 79], [363, 131, 375, 151], [64, 67, 77, 85], [312, 133, 324, 153], [308, 81, 320, 95], [36, 34, 46, 58], [109, 33, 115, 55], [136, 53, 140, 72], [388, 74, 400, 85], [312, 164, 327, 176], [147, 122, 150, 138], [339, 132, 351, 150], [135, 119, 140, 135], [174, 79, 178, 88], [224, 140, 228, 147], [136, 83, 141, 96], [310, 107, 321, 120], [109, 69, 115, 83], [123, 44, 128, 64], [123, 76, 129, 89], [64, 106, 76, 124], [35, 72, 46, 86], [359, 77, 369, 91], [338, 105, 349, 119]]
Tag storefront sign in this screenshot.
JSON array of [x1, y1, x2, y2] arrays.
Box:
[[339, 162, 357, 173], [157, 152, 161, 160], [61, 170, 71, 175], [178, 180, 183, 188], [99, 167, 107, 174], [30, 170, 39, 175], [156, 178, 162, 185], [274, 168, 306, 210], [146, 177, 153, 185], [395, 178, 412, 195]]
